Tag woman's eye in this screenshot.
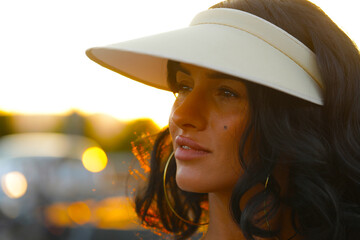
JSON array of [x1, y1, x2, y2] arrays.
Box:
[[218, 87, 239, 98], [177, 83, 192, 94]]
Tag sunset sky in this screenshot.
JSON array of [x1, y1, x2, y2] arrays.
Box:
[[0, 0, 358, 127]]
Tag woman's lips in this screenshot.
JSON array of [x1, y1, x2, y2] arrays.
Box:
[[174, 136, 211, 161]]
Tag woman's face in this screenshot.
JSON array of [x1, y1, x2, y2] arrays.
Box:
[[169, 63, 250, 194]]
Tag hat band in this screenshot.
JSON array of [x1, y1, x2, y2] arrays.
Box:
[[190, 9, 323, 89]]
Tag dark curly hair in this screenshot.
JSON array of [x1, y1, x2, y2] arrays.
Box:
[[134, 0, 360, 239]]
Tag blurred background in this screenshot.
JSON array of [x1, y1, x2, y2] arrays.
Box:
[[0, 0, 358, 239], [0, 113, 167, 239]]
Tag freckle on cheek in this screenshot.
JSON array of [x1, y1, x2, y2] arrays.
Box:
[[224, 126, 228, 130]]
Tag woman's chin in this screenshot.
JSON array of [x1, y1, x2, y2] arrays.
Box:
[[175, 174, 209, 193]]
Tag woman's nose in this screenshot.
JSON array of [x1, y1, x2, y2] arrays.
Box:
[[171, 89, 207, 131]]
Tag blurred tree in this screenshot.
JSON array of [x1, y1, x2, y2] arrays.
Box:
[[63, 112, 86, 135], [115, 118, 160, 152], [0, 114, 12, 137], [84, 114, 125, 151]]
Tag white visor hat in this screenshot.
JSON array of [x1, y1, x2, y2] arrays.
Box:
[[86, 8, 323, 105]]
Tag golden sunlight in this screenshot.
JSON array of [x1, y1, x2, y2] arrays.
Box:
[[1, 171, 28, 199], [81, 147, 108, 173]]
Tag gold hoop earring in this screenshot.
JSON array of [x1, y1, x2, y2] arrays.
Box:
[[163, 152, 209, 226], [264, 175, 289, 240], [264, 174, 271, 231]]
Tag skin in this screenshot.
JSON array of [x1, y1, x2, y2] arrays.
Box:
[[168, 62, 299, 240], [168, 62, 249, 239], [169, 62, 249, 194]]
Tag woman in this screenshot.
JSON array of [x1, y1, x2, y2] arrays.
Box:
[[86, 0, 360, 239]]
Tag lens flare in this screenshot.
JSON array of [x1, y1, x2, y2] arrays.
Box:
[[1, 171, 28, 199], [82, 147, 108, 173]]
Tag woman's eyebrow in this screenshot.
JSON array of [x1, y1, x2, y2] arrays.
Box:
[[175, 65, 191, 76]]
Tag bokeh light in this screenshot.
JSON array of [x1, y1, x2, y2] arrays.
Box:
[[81, 147, 108, 173], [1, 171, 28, 199], [67, 201, 92, 225], [44, 197, 139, 229], [45, 203, 72, 226], [94, 197, 138, 229]]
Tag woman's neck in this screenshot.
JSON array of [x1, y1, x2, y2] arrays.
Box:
[[202, 191, 300, 240], [203, 192, 246, 240]]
